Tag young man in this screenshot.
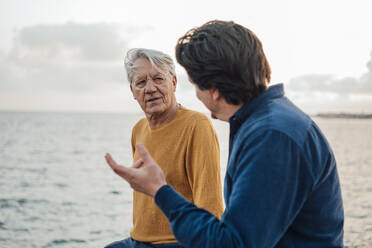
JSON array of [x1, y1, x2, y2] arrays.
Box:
[[105, 21, 344, 248]]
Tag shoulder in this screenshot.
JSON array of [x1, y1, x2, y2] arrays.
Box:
[[240, 98, 314, 147], [177, 108, 216, 137], [236, 100, 332, 164], [179, 107, 212, 125]]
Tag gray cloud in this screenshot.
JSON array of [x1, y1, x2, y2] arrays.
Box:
[[0, 22, 151, 94], [287, 50, 372, 95], [11, 22, 129, 62], [285, 50, 372, 113]]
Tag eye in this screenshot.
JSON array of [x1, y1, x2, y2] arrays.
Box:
[[135, 80, 146, 88], [154, 77, 165, 83]]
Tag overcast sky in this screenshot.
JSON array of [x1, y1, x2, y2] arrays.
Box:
[[0, 0, 371, 113]]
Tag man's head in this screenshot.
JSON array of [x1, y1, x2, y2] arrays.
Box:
[[125, 48, 177, 116], [176, 20, 271, 106]]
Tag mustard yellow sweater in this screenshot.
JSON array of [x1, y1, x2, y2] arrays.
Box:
[[130, 107, 224, 244]]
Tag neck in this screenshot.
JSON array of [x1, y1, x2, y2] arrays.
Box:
[[217, 85, 269, 122], [146, 102, 180, 128], [218, 103, 243, 122]]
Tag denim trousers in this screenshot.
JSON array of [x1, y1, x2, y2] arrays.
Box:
[[104, 238, 184, 248]]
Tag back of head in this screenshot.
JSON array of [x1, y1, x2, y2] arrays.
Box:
[[124, 48, 176, 84], [176, 20, 271, 105]]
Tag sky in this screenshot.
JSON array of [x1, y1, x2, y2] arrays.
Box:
[[0, 0, 371, 114]]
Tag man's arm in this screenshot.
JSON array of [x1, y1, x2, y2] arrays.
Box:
[[156, 130, 313, 247], [106, 130, 313, 247]]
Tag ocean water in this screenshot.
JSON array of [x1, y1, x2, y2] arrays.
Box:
[[0, 111, 371, 248]]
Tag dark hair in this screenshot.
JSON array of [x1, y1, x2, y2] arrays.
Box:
[[176, 20, 271, 105]]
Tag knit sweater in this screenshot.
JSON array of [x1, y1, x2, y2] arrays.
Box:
[[130, 107, 224, 244]]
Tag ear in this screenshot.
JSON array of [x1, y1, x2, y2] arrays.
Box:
[[130, 84, 136, 99], [210, 87, 221, 101], [172, 75, 177, 92]]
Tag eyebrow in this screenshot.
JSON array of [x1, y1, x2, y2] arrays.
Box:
[[133, 72, 165, 81], [152, 73, 166, 78]]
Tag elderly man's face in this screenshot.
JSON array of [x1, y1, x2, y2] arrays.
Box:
[[130, 57, 177, 116]]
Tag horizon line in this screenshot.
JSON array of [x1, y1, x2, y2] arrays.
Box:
[[1, 109, 371, 116]]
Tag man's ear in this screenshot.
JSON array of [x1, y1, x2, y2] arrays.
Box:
[[130, 84, 136, 99], [211, 87, 221, 101], [172, 75, 177, 92]]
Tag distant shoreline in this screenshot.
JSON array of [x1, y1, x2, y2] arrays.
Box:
[[315, 113, 372, 119], [1, 110, 372, 119]]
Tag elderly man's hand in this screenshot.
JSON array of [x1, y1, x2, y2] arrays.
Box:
[[105, 144, 166, 197]]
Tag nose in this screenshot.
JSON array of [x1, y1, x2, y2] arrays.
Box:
[[144, 78, 157, 93]]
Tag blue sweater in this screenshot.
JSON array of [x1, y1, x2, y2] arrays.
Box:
[[155, 84, 344, 248]]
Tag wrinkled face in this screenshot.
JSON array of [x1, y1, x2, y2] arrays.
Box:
[[130, 57, 177, 116]]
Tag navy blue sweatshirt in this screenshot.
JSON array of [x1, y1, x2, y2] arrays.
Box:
[[155, 84, 344, 248]]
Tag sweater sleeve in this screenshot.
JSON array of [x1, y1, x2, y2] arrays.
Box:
[[185, 118, 224, 219], [155, 130, 313, 248]]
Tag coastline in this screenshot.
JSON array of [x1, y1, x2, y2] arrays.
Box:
[[314, 112, 372, 119]]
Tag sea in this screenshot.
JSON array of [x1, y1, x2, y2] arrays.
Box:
[[0, 111, 371, 248]]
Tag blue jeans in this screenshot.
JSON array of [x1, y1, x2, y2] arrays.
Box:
[[104, 238, 184, 248]]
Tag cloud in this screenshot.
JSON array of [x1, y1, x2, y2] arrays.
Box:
[[0, 22, 152, 93], [0, 22, 153, 112], [284, 50, 372, 113], [10, 22, 133, 62], [287, 50, 372, 95]]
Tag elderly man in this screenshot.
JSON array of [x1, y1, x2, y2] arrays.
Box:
[[105, 21, 344, 247], [104, 48, 223, 248]]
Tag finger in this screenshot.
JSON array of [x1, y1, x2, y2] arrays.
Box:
[[105, 153, 119, 169], [105, 154, 131, 176], [110, 164, 131, 176], [136, 144, 154, 163], [106, 159, 132, 180], [132, 159, 143, 169]]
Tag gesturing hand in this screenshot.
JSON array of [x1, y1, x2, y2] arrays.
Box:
[[105, 144, 166, 197]]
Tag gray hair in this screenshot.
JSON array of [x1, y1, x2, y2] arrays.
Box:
[[124, 48, 176, 84]]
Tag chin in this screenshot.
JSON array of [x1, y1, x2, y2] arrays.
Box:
[[146, 105, 165, 115]]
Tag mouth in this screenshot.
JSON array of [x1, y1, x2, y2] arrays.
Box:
[[145, 97, 161, 103]]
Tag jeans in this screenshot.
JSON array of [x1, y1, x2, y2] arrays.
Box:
[[104, 238, 184, 248]]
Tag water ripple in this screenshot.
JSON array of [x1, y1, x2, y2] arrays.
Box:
[[50, 239, 86, 245], [0, 198, 50, 209]]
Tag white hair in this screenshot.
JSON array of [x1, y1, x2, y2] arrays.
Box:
[[124, 48, 176, 84]]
